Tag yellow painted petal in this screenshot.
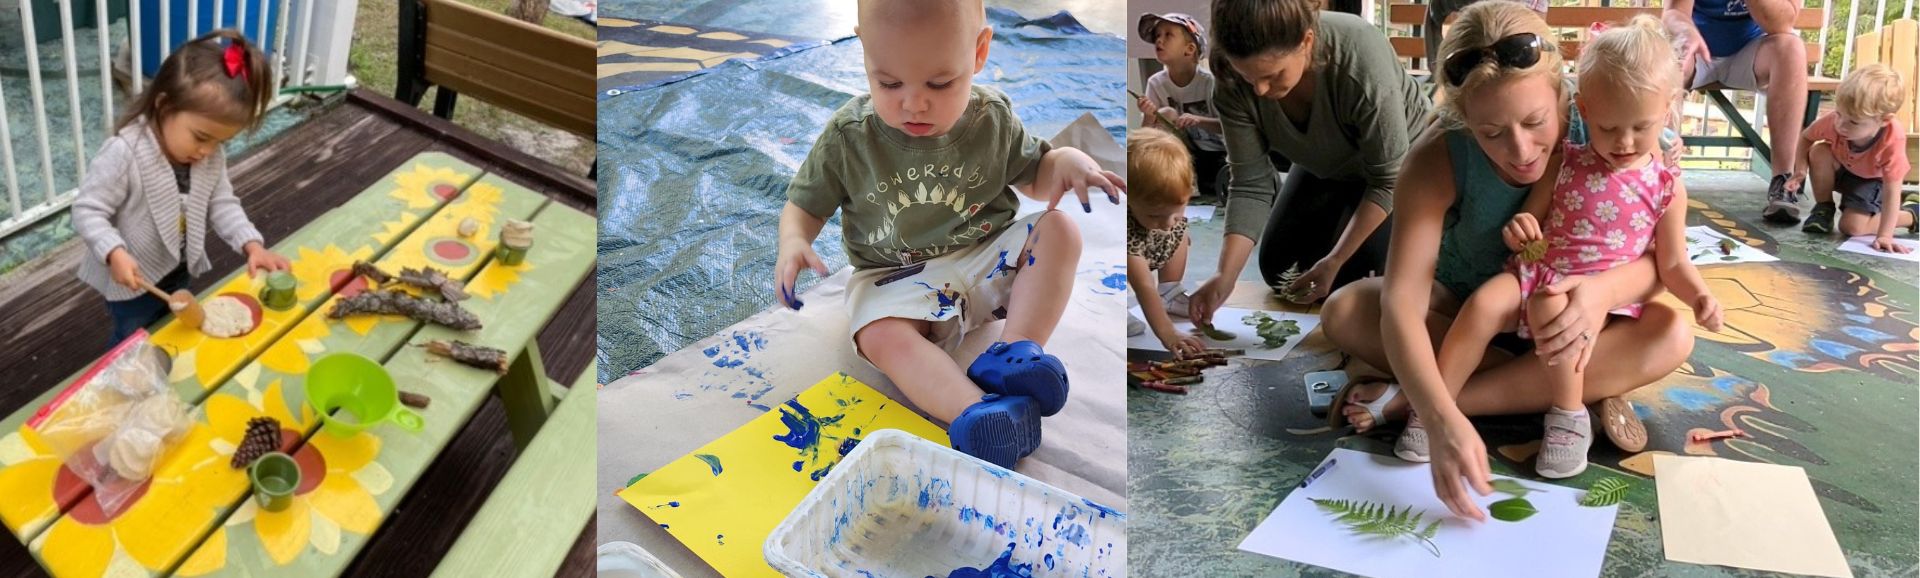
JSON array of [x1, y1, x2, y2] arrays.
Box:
[[205, 394, 260, 442], [351, 461, 393, 496], [174, 527, 226, 576], [313, 473, 382, 534], [263, 379, 306, 429], [310, 508, 342, 555], [117, 482, 216, 569], [254, 497, 312, 565], [34, 518, 114, 578], [104, 547, 148, 578], [168, 349, 199, 384], [308, 430, 379, 472], [0, 458, 59, 533]]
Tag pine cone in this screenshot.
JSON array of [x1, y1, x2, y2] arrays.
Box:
[[231, 416, 282, 469]]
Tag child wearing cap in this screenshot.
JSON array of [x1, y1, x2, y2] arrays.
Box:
[[1136, 12, 1228, 199]]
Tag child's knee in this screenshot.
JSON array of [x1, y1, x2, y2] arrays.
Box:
[[1837, 210, 1876, 236], [855, 318, 923, 358], [1034, 210, 1083, 247], [1807, 141, 1836, 169], [1524, 291, 1569, 332]]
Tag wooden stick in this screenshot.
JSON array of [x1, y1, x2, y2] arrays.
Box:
[[1138, 381, 1188, 394], [399, 391, 431, 409]]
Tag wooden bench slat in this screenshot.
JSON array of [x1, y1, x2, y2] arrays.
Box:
[[423, 45, 596, 138], [429, 363, 596, 578], [0, 153, 484, 543], [424, 20, 593, 96], [187, 181, 594, 577], [24, 168, 550, 578]]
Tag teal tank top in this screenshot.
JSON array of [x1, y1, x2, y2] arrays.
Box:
[[1434, 130, 1529, 300]]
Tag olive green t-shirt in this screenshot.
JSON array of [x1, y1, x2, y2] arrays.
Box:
[[1213, 11, 1430, 241], [788, 85, 1051, 269]]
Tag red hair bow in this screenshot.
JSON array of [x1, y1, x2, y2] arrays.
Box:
[[223, 43, 247, 81], [1588, 22, 1611, 35]]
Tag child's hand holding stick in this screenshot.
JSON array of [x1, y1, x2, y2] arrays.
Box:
[[107, 248, 145, 292]]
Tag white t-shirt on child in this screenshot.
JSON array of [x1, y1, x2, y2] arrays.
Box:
[[1144, 67, 1225, 152]]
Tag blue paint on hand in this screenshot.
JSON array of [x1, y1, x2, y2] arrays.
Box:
[[695, 454, 723, 476], [930, 543, 1035, 578], [1081, 201, 1091, 213]]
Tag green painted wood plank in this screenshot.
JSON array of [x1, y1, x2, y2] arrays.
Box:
[[188, 181, 592, 577], [429, 362, 596, 578], [500, 342, 556, 450], [21, 174, 549, 578], [0, 153, 484, 544]]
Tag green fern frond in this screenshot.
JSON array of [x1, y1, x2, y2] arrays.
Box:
[[1310, 498, 1442, 557], [1580, 477, 1631, 507]]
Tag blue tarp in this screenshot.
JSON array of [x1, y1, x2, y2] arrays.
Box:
[[595, 8, 1125, 382]]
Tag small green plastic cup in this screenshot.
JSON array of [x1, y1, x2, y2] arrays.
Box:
[[495, 241, 531, 266], [306, 353, 425, 437], [259, 271, 297, 311], [249, 452, 299, 512]]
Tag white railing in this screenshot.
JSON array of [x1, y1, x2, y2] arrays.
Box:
[[0, 0, 358, 241]]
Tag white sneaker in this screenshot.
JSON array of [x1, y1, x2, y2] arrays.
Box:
[[1128, 312, 1146, 337], [1395, 413, 1430, 463], [1536, 409, 1592, 479], [1158, 282, 1190, 319]]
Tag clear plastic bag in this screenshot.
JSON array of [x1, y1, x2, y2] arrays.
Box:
[[29, 330, 188, 516]]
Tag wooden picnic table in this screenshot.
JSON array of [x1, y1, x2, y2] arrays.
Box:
[[0, 90, 597, 577]]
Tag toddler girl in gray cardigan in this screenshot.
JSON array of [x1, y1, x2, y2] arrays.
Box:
[[73, 30, 290, 344]]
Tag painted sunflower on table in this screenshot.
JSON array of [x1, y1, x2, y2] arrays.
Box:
[[28, 418, 235, 578], [173, 380, 388, 573], [372, 163, 477, 246]]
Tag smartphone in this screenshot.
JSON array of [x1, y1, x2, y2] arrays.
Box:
[[1304, 370, 1349, 418]]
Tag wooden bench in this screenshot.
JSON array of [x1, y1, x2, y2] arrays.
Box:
[[1849, 18, 1919, 184], [430, 363, 596, 578], [395, 0, 595, 140], [1386, 2, 1842, 165]]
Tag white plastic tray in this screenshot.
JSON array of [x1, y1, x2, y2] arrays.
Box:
[[764, 429, 1126, 578], [597, 541, 683, 578]]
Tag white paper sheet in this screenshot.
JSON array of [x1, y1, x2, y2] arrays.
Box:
[[1238, 449, 1619, 578], [1184, 205, 1216, 222], [1126, 305, 1319, 362], [1654, 455, 1853, 578], [1685, 226, 1779, 265], [1838, 235, 1920, 262]]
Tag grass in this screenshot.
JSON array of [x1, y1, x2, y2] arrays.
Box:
[[349, 1, 596, 175]]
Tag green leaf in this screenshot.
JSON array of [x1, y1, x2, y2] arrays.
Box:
[[1580, 477, 1631, 507], [1310, 498, 1443, 557], [1489, 479, 1532, 498], [1489, 498, 1538, 522], [1198, 323, 1237, 340]]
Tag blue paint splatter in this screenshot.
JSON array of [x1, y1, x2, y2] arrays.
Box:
[[717, 534, 725, 545], [915, 281, 963, 319], [987, 250, 1018, 279], [703, 345, 721, 357], [659, 523, 669, 529], [773, 399, 847, 481], [1100, 273, 1126, 291], [1082, 499, 1124, 519], [1665, 388, 1719, 411], [696, 454, 723, 476], [1043, 554, 1055, 570], [930, 543, 1035, 578], [919, 479, 953, 509], [1057, 523, 1089, 546], [960, 506, 980, 524], [673, 391, 693, 400], [838, 437, 861, 456], [713, 357, 744, 368]]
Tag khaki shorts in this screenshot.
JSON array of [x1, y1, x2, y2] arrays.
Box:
[[1689, 36, 1764, 91], [847, 211, 1049, 356]]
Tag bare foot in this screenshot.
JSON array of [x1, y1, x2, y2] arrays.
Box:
[[1338, 379, 1411, 432]]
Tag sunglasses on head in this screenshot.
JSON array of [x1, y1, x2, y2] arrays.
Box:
[[1443, 33, 1547, 87]]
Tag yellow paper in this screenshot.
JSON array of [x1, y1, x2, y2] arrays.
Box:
[[1654, 455, 1854, 578], [620, 373, 949, 578]]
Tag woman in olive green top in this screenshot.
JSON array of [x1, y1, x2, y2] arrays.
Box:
[[1318, 2, 1692, 522], [1186, 0, 1429, 326]]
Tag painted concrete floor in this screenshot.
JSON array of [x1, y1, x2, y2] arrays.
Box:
[[1133, 170, 1920, 576]]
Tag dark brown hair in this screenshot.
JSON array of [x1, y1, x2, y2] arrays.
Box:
[[116, 29, 272, 133], [1209, 0, 1323, 88]]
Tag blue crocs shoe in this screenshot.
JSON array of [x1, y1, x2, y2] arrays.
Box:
[[948, 394, 1042, 470], [966, 341, 1069, 416]]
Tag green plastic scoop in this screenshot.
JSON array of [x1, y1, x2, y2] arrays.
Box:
[[306, 353, 424, 436]]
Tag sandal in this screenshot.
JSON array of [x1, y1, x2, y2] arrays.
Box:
[[1595, 397, 1647, 452], [967, 341, 1069, 417], [1327, 378, 1402, 431]]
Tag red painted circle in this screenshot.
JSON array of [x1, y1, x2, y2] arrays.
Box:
[[282, 430, 327, 495], [330, 269, 370, 299], [61, 463, 153, 525], [432, 184, 460, 200], [213, 293, 265, 338], [433, 239, 472, 261]]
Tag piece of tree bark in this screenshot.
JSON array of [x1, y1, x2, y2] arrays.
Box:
[[328, 289, 482, 330], [423, 339, 510, 374]]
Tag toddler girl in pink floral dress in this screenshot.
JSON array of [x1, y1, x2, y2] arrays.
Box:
[[1394, 16, 1724, 479]]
